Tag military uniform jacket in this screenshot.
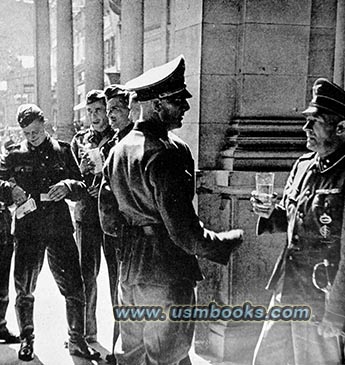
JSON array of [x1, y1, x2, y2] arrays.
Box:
[[0, 135, 85, 238], [71, 125, 114, 224], [258, 149, 345, 325], [98, 123, 134, 236], [102, 120, 236, 287], [0, 179, 13, 245]]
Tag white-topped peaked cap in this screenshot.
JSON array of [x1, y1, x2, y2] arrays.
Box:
[[124, 55, 192, 101]]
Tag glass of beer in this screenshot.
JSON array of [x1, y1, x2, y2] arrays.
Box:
[[255, 172, 275, 206]]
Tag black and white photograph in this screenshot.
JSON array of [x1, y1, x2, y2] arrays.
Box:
[[0, 1, 345, 364]]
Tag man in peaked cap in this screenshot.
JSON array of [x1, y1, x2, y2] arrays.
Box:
[[0, 103, 100, 361], [102, 55, 243, 364], [251, 78, 345, 364]]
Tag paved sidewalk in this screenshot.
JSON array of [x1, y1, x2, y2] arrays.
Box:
[[0, 251, 215, 365]]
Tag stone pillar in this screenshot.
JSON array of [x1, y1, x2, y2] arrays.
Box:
[[334, 0, 345, 87], [56, 0, 74, 141], [120, 0, 144, 83], [85, 0, 104, 93], [34, 0, 52, 122]]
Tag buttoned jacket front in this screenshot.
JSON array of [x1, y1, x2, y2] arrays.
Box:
[[71, 125, 114, 223], [258, 150, 345, 324], [0, 135, 85, 238]]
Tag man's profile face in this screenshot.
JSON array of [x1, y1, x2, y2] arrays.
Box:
[[22, 119, 46, 147], [86, 100, 109, 133], [159, 96, 190, 131], [106, 97, 130, 130], [302, 114, 338, 157]]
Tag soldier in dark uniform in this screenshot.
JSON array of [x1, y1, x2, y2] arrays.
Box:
[[96, 84, 135, 364], [102, 55, 244, 365], [251, 79, 345, 365], [70, 90, 115, 344], [0, 179, 20, 344], [0, 104, 100, 361]]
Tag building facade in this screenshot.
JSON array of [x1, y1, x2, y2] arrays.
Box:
[[13, 0, 345, 362], [122, 0, 342, 361]]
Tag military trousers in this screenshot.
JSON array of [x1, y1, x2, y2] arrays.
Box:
[[252, 293, 343, 365], [117, 281, 195, 365], [76, 221, 119, 341], [14, 233, 85, 340], [0, 241, 14, 329]]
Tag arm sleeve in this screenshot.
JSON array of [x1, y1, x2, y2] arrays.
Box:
[[0, 179, 13, 205], [148, 151, 242, 265], [60, 144, 86, 200], [257, 205, 288, 235], [98, 153, 124, 236], [70, 135, 81, 164]]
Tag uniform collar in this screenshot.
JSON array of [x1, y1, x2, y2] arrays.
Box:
[[89, 125, 113, 144], [27, 133, 51, 152], [118, 122, 134, 141], [134, 119, 168, 139], [317, 147, 345, 173]]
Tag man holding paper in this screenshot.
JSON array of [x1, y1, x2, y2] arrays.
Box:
[[0, 103, 100, 361]]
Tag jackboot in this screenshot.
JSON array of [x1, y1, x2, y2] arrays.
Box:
[[18, 334, 35, 362], [66, 300, 100, 360], [68, 338, 101, 360], [0, 326, 20, 344]]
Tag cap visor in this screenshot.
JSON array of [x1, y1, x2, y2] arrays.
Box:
[[301, 105, 318, 115]]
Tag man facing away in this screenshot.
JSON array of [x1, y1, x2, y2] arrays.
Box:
[[251, 78, 345, 365], [102, 55, 244, 365], [0, 103, 99, 361]]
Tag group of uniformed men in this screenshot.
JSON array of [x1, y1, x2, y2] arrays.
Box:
[[0, 55, 345, 365]]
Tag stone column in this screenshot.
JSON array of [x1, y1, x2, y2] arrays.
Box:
[[120, 0, 144, 83], [334, 0, 345, 87], [56, 0, 74, 141], [85, 0, 104, 93], [34, 0, 52, 122]]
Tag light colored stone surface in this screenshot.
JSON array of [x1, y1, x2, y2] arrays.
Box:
[[174, 25, 202, 74], [308, 28, 336, 77], [201, 24, 238, 76], [243, 24, 309, 75], [203, 0, 242, 24], [246, 0, 312, 25], [199, 123, 231, 169], [239, 74, 307, 116], [174, 0, 202, 29], [200, 75, 237, 123]]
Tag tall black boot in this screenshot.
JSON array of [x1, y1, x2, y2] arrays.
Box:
[[18, 334, 35, 362], [66, 300, 100, 360]]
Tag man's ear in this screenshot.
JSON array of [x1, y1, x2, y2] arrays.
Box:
[[336, 120, 345, 136], [151, 99, 162, 113]]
